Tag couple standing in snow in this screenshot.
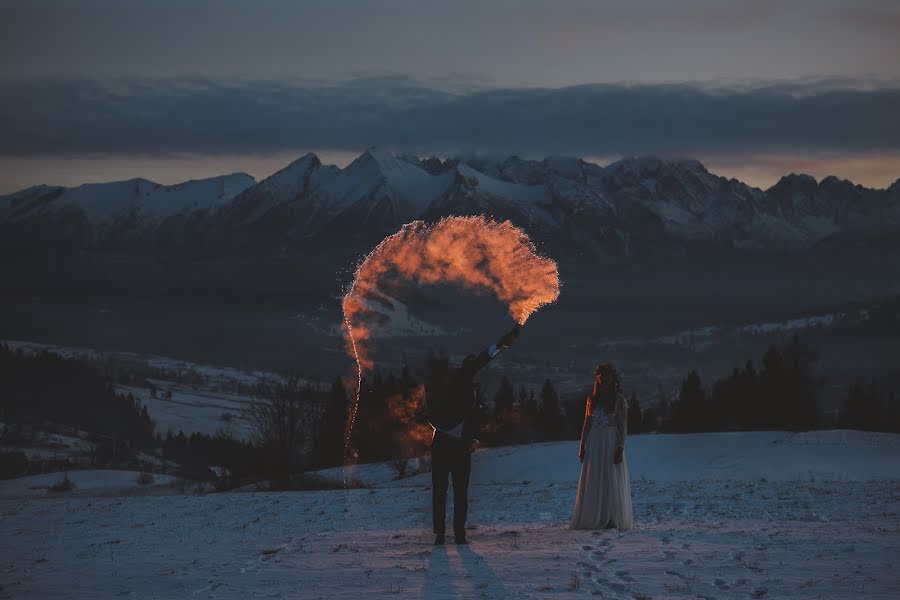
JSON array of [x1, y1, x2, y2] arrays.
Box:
[[426, 328, 633, 546]]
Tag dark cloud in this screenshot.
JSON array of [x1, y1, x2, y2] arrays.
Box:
[[3, 1, 898, 85], [1, 78, 898, 158]]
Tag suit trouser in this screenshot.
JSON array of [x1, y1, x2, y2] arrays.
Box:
[[431, 435, 472, 536]]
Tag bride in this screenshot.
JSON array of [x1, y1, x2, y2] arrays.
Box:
[[569, 362, 633, 531]]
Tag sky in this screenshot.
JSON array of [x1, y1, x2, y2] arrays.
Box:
[[0, 0, 899, 192]]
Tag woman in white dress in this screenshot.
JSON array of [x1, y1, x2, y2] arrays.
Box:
[[569, 362, 633, 531]]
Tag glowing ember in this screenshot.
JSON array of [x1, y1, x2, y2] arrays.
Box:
[[341, 215, 561, 464]]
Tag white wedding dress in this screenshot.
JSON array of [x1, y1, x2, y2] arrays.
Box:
[[569, 392, 633, 531]]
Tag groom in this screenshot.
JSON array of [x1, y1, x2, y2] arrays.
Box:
[[426, 326, 519, 546]]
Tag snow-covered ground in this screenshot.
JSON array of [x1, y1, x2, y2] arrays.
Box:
[[0, 470, 178, 498], [2, 339, 274, 389], [3, 339, 272, 440], [2, 431, 898, 599], [588, 307, 872, 352], [321, 430, 900, 487], [0, 428, 95, 466], [116, 383, 255, 440]]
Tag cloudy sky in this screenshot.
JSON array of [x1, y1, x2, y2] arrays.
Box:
[[1, 0, 898, 192]]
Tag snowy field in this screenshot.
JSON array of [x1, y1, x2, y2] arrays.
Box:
[[2, 431, 899, 599], [3, 339, 273, 440], [0, 470, 179, 499], [2, 339, 271, 388], [116, 383, 255, 441]]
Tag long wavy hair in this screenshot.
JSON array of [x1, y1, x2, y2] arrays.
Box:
[[589, 362, 622, 414]]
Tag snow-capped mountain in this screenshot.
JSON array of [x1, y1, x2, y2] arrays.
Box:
[[2, 151, 897, 397], [1, 149, 898, 259], [0, 173, 255, 248], [205, 149, 458, 246]]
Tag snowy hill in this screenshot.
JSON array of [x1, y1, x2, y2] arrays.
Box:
[[1, 173, 255, 226], [319, 429, 900, 488], [2, 338, 272, 441], [0, 469, 178, 498], [2, 431, 898, 598], [0, 172, 255, 247]]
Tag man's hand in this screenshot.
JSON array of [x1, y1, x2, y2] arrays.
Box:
[[465, 439, 480, 455], [497, 326, 520, 348], [613, 446, 624, 465], [578, 444, 585, 463]]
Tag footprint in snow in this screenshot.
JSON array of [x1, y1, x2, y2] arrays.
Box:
[[615, 570, 635, 582], [746, 564, 764, 573]]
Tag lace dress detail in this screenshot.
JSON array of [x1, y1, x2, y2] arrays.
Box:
[[591, 410, 611, 427]]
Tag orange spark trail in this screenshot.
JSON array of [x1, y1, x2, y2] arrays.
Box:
[[341, 216, 560, 465]]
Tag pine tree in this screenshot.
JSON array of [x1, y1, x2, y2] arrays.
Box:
[[888, 391, 900, 433], [759, 346, 787, 429], [537, 379, 562, 439], [520, 386, 537, 416], [315, 377, 349, 467], [640, 395, 666, 433], [493, 376, 515, 418], [627, 392, 642, 434], [490, 376, 519, 444], [866, 383, 883, 432], [782, 333, 818, 430], [670, 371, 706, 433], [732, 360, 759, 430], [841, 382, 871, 430]]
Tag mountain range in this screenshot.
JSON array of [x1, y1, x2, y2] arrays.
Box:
[[1, 149, 898, 392], [2, 148, 899, 256], [1, 148, 899, 308]]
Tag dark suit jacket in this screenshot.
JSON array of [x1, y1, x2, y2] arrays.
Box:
[[427, 348, 494, 442]]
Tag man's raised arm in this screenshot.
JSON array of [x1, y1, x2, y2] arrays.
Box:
[[462, 326, 520, 377]]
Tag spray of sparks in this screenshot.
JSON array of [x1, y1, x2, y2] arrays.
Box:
[[341, 216, 561, 465]]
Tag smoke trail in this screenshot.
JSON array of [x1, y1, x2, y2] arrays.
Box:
[[341, 215, 560, 464]]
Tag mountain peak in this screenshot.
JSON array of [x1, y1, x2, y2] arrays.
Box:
[[767, 173, 818, 195], [610, 155, 709, 172], [282, 152, 321, 172], [256, 153, 321, 194], [349, 147, 424, 173]]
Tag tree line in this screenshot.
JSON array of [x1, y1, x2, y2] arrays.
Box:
[[0, 345, 154, 450], [3, 334, 898, 485], [662, 334, 900, 434]]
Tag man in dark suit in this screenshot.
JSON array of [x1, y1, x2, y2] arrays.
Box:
[[427, 326, 519, 545]]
